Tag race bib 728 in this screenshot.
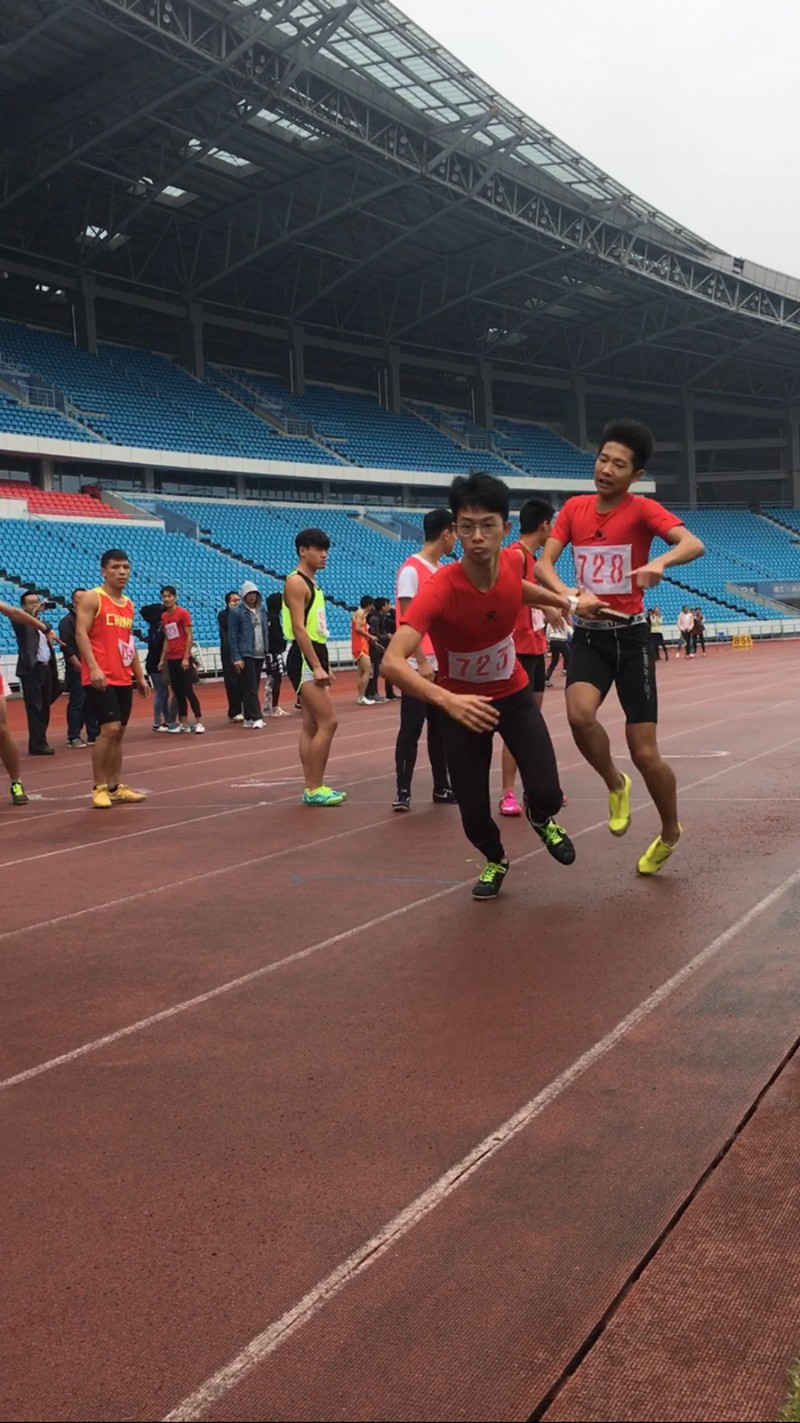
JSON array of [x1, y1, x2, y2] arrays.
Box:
[[447, 635, 515, 684], [573, 544, 632, 595]]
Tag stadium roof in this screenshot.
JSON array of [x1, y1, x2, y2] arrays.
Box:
[[3, 0, 800, 402]]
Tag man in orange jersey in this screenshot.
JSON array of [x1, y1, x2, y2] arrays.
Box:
[[76, 547, 149, 810]]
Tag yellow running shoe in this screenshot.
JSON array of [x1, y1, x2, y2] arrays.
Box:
[[637, 828, 683, 876], [608, 772, 632, 836], [109, 783, 146, 804], [92, 784, 113, 810]]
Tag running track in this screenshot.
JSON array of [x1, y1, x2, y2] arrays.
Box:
[[3, 644, 800, 1422]]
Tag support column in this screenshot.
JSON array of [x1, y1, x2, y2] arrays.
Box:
[[471, 361, 493, 430], [73, 274, 97, 355], [786, 406, 800, 507], [236, 474, 246, 499], [567, 376, 587, 450], [382, 344, 401, 415], [179, 301, 204, 378], [142, 467, 155, 493], [286, 325, 305, 395], [679, 392, 697, 506], [39, 458, 55, 491]]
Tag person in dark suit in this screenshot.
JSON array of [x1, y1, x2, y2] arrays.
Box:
[[59, 589, 99, 747], [15, 591, 58, 755]]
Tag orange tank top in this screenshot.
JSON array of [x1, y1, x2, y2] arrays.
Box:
[[81, 587, 136, 687], [351, 613, 370, 660]]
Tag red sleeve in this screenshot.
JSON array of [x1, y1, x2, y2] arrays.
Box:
[[643, 498, 683, 540], [551, 500, 574, 548], [401, 570, 447, 637], [180, 607, 192, 629]]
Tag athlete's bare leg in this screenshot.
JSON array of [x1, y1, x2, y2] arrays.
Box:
[[356, 654, 371, 701], [0, 697, 21, 784], [566, 683, 626, 793], [299, 682, 338, 789], [92, 721, 124, 786], [625, 721, 680, 844]]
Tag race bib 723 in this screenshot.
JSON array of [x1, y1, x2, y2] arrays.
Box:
[[573, 544, 632, 595], [446, 635, 515, 684]]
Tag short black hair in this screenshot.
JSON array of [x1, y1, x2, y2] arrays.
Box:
[[266, 591, 282, 614], [295, 526, 330, 554], [101, 547, 130, 568], [450, 471, 510, 523], [374, 596, 390, 611], [20, 590, 37, 605], [224, 590, 239, 605], [599, 419, 654, 471], [423, 507, 454, 541], [519, 497, 555, 535], [359, 594, 374, 609], [72, 588, 85, 602], [160, 584, 177, 597]]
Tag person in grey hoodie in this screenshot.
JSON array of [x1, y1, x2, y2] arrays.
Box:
[[228, 581, 269, 728]]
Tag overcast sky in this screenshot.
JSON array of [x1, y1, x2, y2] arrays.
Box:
[[399, 0, 800, 277]]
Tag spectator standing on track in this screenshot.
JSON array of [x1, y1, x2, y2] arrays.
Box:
[[366, 597, 396, 701], [218, 591, 243, 723], [677, 606, 695, 658], [158, 586, 205, 734], [59, 590, 99, 748], [692, 607, 706, 656], [544, 623, 571, 686], [75, 547, 149, 810], [264, 591, 288, 716], [14, 591, 59, 756], [383, 472, 580, 901], [536, 419, 704, 875], [352, 595, 376, 706], [228, 581, 268, 729], [0, 598, 51, 803], [648, 606, 668, 661], [141, 600, 175, 731], [283, 526, 345, 807], [392, 506, 456, 812]]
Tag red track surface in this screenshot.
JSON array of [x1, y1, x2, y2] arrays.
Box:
[[3, 644, 800, 1422]]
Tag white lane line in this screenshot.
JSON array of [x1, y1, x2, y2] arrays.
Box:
[[4, 729, 800, 1093], [161, 860, 800, 1423]]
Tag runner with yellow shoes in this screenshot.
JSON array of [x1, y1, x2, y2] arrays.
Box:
[[536, 419, 705, 875]]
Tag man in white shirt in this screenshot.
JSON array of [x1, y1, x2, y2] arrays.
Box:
[[392, 508, 457, 812], [14, 591, 58, 755], [677, 606, 695, 658]]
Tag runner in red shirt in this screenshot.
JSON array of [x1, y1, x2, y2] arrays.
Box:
[[76, 546, 149, 809], [536, 419, 705, 876], [498, 496, 565, 818], [383, 472, 596, 901]]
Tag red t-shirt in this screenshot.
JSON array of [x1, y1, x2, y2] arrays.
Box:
[[161, 605, 191, 660], [552, 494, 682, 615], [401, 548, 529, 699], [509, 541, 547, 656]]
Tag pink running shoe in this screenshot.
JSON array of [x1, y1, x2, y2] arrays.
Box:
[[499, 791, 522, 817]]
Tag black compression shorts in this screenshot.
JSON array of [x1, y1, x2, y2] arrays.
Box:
[[567, 622, 657, 725]]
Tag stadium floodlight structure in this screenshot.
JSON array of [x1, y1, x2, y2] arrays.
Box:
[[3, 0, 800, 403]]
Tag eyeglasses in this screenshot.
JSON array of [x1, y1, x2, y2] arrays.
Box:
[[456, 518, 504, 536]]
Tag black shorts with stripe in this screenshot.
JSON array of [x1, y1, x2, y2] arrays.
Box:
[[286, 641, 330, 692], [567, 622, 657, 725]]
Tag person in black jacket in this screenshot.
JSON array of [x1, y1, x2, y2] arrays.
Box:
[[263, 591, 287, 716], [140, 602, 176, 731], [218, 591, 243, 722], [14, 591, 59, 755], [0, 597, 50, 802], [59, 590, 100, 747]]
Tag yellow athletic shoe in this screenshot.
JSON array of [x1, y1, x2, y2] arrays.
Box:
[[637, 828, 683, 876], [608, 772, 633, 836], [92, 784, 113, 810], [109, 783, 146, 804]]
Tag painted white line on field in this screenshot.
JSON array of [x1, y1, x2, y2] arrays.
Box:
[[161, 859, 800, 1422]]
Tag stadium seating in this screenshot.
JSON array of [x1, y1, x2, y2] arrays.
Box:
[[494, 418, 596, 481], [0, 388, 99, 443], [0, 322, 340, 464], [0, 481, 127, 518]]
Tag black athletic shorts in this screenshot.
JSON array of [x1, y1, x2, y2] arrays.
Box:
[[85, 683, 134, 727], [518, 652, 546, 695], [567, 622, 657, 725], [286, 641, 330, 693]]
